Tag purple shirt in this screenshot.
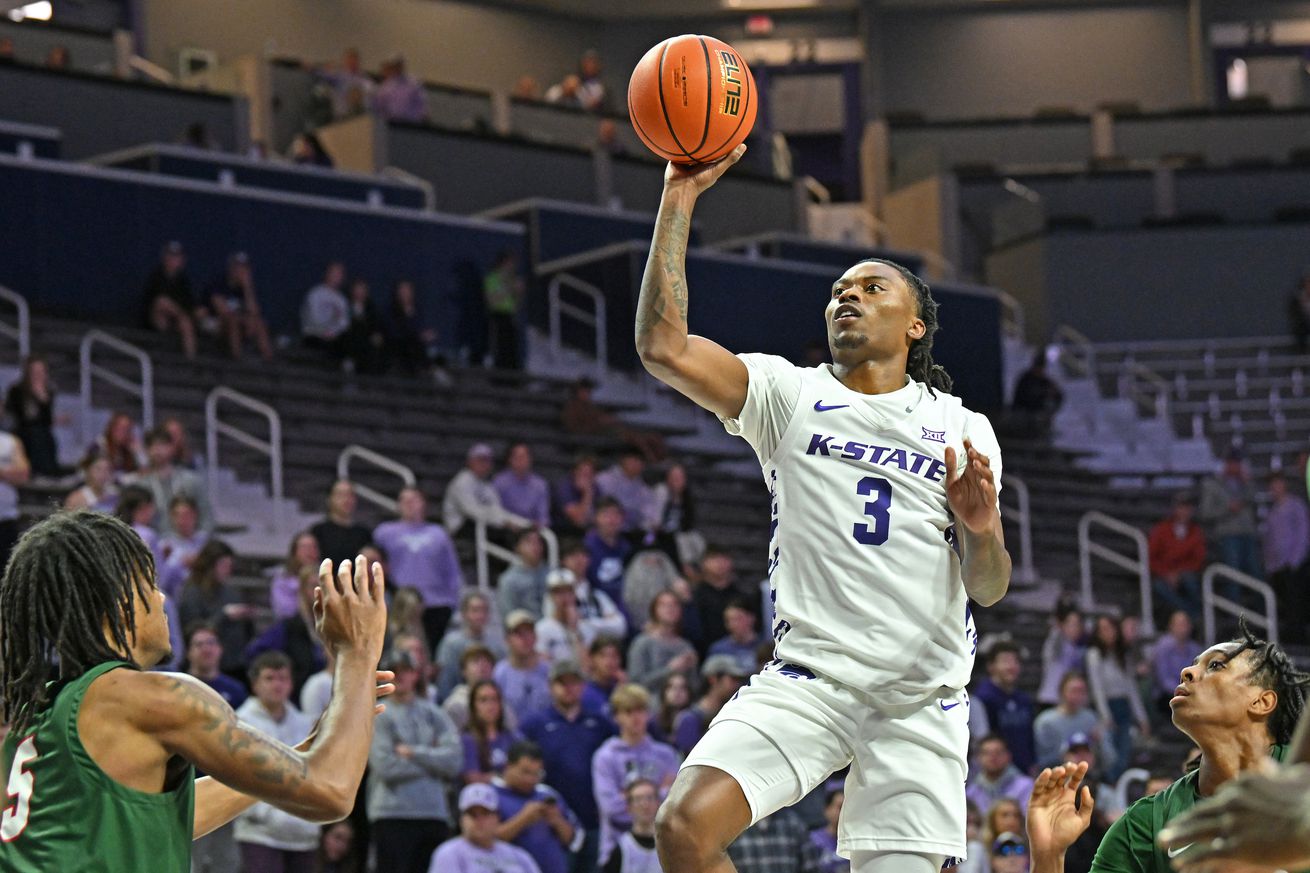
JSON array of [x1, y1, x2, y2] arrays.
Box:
[[595, 466, 652, 531], [672, 705, 711, 757], [493, 470, 551, 527], [372, 520, 463, 608], [592, 736, 679, 839], [461, 730, 519, 777], [493, 783, 578, 873], [1264, 496, 1310, 573], [428, 836, 542, 873], [707, 635, 762, 674], [372, 75, 428, 122], [583, 530, 631, 616], [493, 659, 551, 724], [1152, 634, 1203, 696], [809, 828, 848, 873], [269, 569, 300, 619]]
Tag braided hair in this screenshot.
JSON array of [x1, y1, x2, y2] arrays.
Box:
[[0, 511, 156, 734], [1224, 617, 1310, 745], [860, 258, 953, 395]]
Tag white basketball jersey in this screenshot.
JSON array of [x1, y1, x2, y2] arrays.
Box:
[[722, 354, 1002, 705]]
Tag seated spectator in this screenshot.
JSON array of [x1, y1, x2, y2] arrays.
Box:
[[1198, 447, 1262, 579], [494, 442, 551, 527], [498, 529, 550, 621], [158, 495, 210, 597], [114, 486, 161, 568], [560, 377, 665, 463], [177, 540, 253, 678], [983, 796, 1024, 848], [446, 644, 513, 732], [431, 783, 543, 873], [585, 498, 633, 614], [207, 251, 273, 361], [593, 118, 625, 157], [234, 652, 319, 871], [596, 450, 653, 538], [600, 778, 660, 873], [690, 546, 753, 657], [317, 820, 357, 873], [495, 610, 552, 723], [443, 442, 533, 538], [389, 587, 429, 654], [484, 250, 525, 371], [966, 734, 1034, 815], [1033, 670, 1112, 770], [373, 485, 462, 645], [989, 831, 1029, 873], [393, 629, 441, 704], [547, 549, 627, 643], [310, 479, 373, 566], [183, 622, 247, 709], [300, 261, 350, 358], [143, 240, 202, 360], [536, 570, 588, 665], [436, 590, 507, 700], [972, 640, 1036, 773], [1010, 348, 1063, 436], [373, 54, 428, 123], [650, 672, 692, 744], [577, 50, 606, 111], [629, 589, 699, 692], [140, 426, 213, 536], [1085, 615, 1150, 780], [673, 654, 748, 756], [728, 807, 823, 873], [584, 637, 627, 713], [511, 75, 540, 100], [808, 789, 847, 873], [493, 741, 580, 873], [707, 598, 762, 674], [1150, 610, 1202, 714], [592, 684, 678, 860], [63, 452, 118, 512], [553, 454, 596, 537], [544, 73, 584, 108], [96, 411, 144, 480], [244, 567, 326, 697], [648, 462, 699, 569], [1264, 472, 1310, 643], [161, 417, 201, 472], [289, 132, 334, 167], [388, 279, 439, 377], [367, 649, 462, 873], [1037, 599, 1086, 706], [307, 47, 373, 119], [5, 355, 65, 478], [461, 679, 521, 785], [1148, 492, 1206, 623], [268, 530, 320, 620]]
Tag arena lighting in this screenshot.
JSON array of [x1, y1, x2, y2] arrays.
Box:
[[722, 0, 820, 9], [6, 1, 52, 21]]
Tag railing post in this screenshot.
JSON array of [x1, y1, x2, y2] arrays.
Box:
[[337, 444, 417, 514], [79, 330, 155, 449], [206, 386, 284, 533], [1078, 510, 1155, 633], [1001, 474, 1036, 585]]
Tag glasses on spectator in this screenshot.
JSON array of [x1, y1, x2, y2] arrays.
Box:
[[996, 845, 1027, 857]]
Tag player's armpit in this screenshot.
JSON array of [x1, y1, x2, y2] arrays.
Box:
[[640, 334, 749, 419]]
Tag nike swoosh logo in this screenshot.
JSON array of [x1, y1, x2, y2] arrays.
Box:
[[1166, 844, 1193, 859], [940, 701, 961, 711], [814, 401, 849, 412]]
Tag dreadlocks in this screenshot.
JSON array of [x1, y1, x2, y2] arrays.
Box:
[[0, 510, 156, 734], [860, 258, 953, 396], [1228, 616, 1310, 745]]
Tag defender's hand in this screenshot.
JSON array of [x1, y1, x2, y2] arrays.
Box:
[[1028, 762, 1096, 858]]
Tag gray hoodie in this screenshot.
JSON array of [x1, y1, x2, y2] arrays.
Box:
[[366, 696, 462, 823]]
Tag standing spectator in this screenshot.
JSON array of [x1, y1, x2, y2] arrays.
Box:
[[461, 679, 521, 785], [966, 734, 1034, 816], [245, 569, 326, 698], [706, 599, 762, 675], [310, 480, 373, 566], [157, 496, 211, 597], [727, 807, 823, 873], [1085, 614, 1150, 779], [808, 790, 848, 873], [601, 778, 661, 873], [494, 741, 580, 873], [389, 279, 438, 376], [498, 529, 551, 621], [5, 355, 64, 478], [1147, 492, 1207, 623], [554, 454, 597, 537], [234, 652, 319, 873], [446, 644, 509, 731], [1150, 610, 1203, 714], [1291, 272, 1310, 354], [584, 499, 633, 615], [373, 55, 428, 122], [1032, 670, 1111, 770], [672, 654, 747, 756], [186, 621, 245, 873], [1265, 471, 1310, 643], [162, 417, 201, 472], [373, 485, 463, 646], [577, 50, 607, 111], [432, 783, 543, 873], [342, 278, 385, 375], [1199, 447, 1262, 578], [484, 250, 525, 371], [140, 426, 213, 536], [596, 451, 653, 537], [591, 684, 679, 860], [647, 462, 699, 570], [512, 75, 541, 100], [444, 442, 532, 537], [650, 673, 692, 745], [561, 378, 666, 464], [63, 452, 117, 512], [307, 47, 372, 119], [208, 251, 273, 361], [689, 546, 752, 656], [114, 486, 161, 569], [436, 591, 507, 700], [177, 539, 253, 677], [545, 74, 584, 108], [268, 530, 320, 620], [143, 240, 202, 359], [495, 610, 552, 722], [494, 442, 551, 527], [973, 640, 1037, 773], [96, 411, 144, 479], [301, 262, 350, 359], [1037, 600, 1086, 706], [536, 570, 589, 665], [367, 650, 463, 873], [520, 660, 616, 873], [1010, 348, 1063, 436]]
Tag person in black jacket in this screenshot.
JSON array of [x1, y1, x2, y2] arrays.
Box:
[[4, 355, 65, 478]]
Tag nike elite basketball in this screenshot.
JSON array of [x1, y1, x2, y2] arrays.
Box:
[[627, 34, 757, 165]]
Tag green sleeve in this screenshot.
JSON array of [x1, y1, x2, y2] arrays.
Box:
[[1090, 802, 1156, 873]]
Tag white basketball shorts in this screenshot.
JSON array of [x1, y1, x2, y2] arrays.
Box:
[[681, 663, 970, 861]]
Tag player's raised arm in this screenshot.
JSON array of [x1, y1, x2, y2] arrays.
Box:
[[635, 146, 750, 420]]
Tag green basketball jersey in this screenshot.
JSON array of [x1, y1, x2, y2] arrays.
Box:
[[1091, 743, 1305, 873], [0, 660, 194, 872]]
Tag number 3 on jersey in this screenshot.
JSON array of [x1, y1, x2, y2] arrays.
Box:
[[853, 476, 893, 546], [1, 736, 37, 842]]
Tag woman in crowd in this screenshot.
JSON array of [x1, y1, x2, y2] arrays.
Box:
[[649, 672, 692, 744], [647, 461, 700, 570], [984, 796, 1024, 848], [64, 452, 118, 512], [1037, 599, 1087, 706], [269, 529, 320, 619], [554, 454, 597, 537], [5, 355, 64, 478], [114, 486, 161, 565], [96, 411, 144, 479], [460, 680, 520, 785], [628, 589, 699, 692], [178, 539, 255, 678], [1085, 614, 1151, 779]]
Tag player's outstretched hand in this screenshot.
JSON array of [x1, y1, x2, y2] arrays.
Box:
[[945, 438, 999, 535], [1027, 762, 1095, 859], [665, 144, 747, 195], [1159, 763, 1310, 872], [314, 556, 388, 662]]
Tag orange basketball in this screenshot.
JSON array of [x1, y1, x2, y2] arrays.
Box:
[[627, 34, 757, 165]]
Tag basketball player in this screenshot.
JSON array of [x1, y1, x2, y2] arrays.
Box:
[[636, 144, 1012, 873], [1026, 621, 1310, 873], [0, 511, 391, 871]]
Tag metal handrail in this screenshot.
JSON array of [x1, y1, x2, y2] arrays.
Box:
[[337, 444, 416, 514], [547, 273, 607, 378], [999, 474, 1037, 586], [79, 330, 154, 449], [0, 286, 30, 361], [1053, 324, 1096, 379], [1202, 564, 1277, 645], [1121, 362, 1171, 420], [1078, 510, 1155, 633], [994, 289, 1026, 341], [474, 520, 559, 591], [206, 386, 283, 531], [380, 165, 436, 211]]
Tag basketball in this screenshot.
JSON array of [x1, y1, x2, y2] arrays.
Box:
[[627, 34, 757, 165]]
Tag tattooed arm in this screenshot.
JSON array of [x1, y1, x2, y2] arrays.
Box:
[[635, 145, 751, 419]]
